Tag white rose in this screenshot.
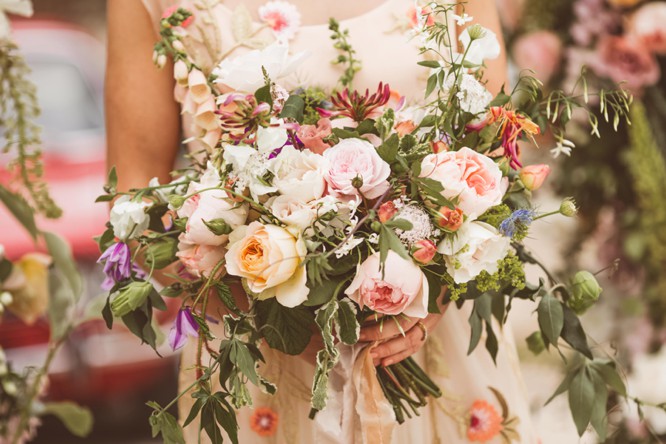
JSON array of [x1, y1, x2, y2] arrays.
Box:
[[459, 25, 501, 66], [267, 195, 317, 233], [270, 145, 328, 202], [110, 195, 150, 241], [213, 42, 309, 92], [438, 221, 510, 284]]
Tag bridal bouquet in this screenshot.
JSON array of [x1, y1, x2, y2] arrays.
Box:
[[97, 4, 632, 442]]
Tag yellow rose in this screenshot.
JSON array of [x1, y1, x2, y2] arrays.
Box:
[[225, 222, 309, 307], [3, 253, 52, 325]]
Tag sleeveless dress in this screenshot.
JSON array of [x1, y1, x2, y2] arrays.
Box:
[[140, 1, 539, 442]]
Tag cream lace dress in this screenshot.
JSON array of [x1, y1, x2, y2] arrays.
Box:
[[140, 0, 540, 442]]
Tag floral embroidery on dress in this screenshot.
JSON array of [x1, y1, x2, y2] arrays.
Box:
[[467, 388, 521, 443], [249, 406, 279, 437]]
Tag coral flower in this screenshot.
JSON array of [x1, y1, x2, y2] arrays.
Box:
[[467, 400, 503, 442], [258, 1, 301, 41], [249, 407, 279, 437]]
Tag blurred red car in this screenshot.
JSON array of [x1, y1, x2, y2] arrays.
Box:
[[0, 19, 179, 412]]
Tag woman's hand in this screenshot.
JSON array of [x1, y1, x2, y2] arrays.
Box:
[[359, 291, 450, 367]]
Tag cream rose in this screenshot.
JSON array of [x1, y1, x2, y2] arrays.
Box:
[[269, 145, 328, 202], [420, 147, 504, 220], [324, 138, 391, 200], [266, 195, 317, 233], [345, 251, 429, 318], [438, 221, 510, 284], [225, 222, 309, 307]]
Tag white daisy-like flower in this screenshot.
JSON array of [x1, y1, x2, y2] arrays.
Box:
[[394, 204, 435, 246], [550, 138, 575, 158], [444, 73, 492, 115], [258, 1, 301, 42]]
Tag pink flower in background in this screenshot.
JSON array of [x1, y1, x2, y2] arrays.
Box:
[[297, 118, 332, 154], [258, 1, 301, 41], [407, 4, 435, 29], [512, 31, 563, 84], [591, 35, 660, 93], [345, 251, 429, 318], [629, 2, 666, 54]]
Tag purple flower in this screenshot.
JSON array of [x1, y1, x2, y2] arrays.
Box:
[[98, 242, 132, 290], [168, 307, 199, 351]]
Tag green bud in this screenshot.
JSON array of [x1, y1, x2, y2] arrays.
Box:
[[526, 331, 545, 355], [168, 194, 186, 209], [111, 281, 154, 317], [559, 198, 578, 217], [145, 238, 178, 269], [203, 218, 233, 236], [173, 217, 188, 231], [370, 221, 382, 232], [568, 271, 602, 314], [351, 175, 364, 189]]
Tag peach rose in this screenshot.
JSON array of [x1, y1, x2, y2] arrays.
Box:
[[176, 241, 226, 278], [436, 206, 464, 232], [324, 138, 391, 200], [225, 222, 309, 307], [629, 2, 666, 54], [512, 31, 563, 84], [345, 251, 429, 318], [591, 35, 660, 93], [420, 147, 504, 220], [412, 240, 437, 264], [297, 118, 332, 154], [378, 201, 398, 223], [520, 164, 551, 191]]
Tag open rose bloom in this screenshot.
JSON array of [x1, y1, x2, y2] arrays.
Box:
[[96, 4, 630, 437]]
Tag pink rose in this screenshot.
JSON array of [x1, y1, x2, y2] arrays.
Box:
[[324, 138, 391, 200], [519, 164, 551, 191], [345, 251, 429, 318], [378, 201, 398, 223], [512, 31, 563, 84], [176, 241, 226, 278], [591, 35, 660, 93], [420, 147, 504, 220], [412, 240, 437, 264], [629, 2, 666, 54], [297, 118, 332, 154]]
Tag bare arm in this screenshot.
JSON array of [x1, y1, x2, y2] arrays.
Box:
[[106, 0, 181, 192]]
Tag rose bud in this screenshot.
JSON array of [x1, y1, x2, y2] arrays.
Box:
[[432, 140, 449, 153], [378, 201, 398, 223], [436, 206, 464, 232], [412, 239, 437, 264], [520, 164, 551, 191], [568, 271, 602, 314]]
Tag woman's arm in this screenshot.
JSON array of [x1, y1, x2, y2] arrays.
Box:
[[106, 0, 181, 192]]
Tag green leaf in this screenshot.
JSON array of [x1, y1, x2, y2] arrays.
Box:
[[491, 293, 506, 325], [475, 293, 493, 324], [385, 218, 413, 231], [305, 275, 345, 307], [569, 367, 595, 436], [255, 298, 314, 355], [148, 407, 185, 444], [425, 270, 443, 314], [546, 368, 578, 405], [537, 293, 564, 346], [590, 360, 627, 397], [467, 311, 483, 355], [417, 60, 441, 69], [485, 320, 498, 363], [377, 133, 399, 163], [588, 367, 609, 441], [335, 298, 360, 345], [212, 394, 239, 444], [379, 225, 410, 261], [182, 397, 205, 428], [107, 166, 118, 190], [230, 340, 259, 385], [425, 74, 438, 98], [255, 83, 273, 107], [0, 184, 39, 239], [279, 94, 305, 123], [201, 402, 223, 443], [43, 401, 93, 437], [43, 231, 83, 299], [560, 305, 593, 359], [47, 272, 75, 341], [489, 90, 511, 107]]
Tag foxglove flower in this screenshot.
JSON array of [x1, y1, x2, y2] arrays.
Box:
[[98, 242, 132, 290], [168, 307, 199, 350]]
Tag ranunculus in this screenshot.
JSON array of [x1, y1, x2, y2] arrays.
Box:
[[225, 222, 309, 307], [176, 240, 226, 278], [212, 42, 308, 92], [3, 253, 51, 325], [436, 206, 464, 232], [591, 35, 660, 93], [110, 195, 151, 241], [459, 25, 501, 66], [420, 147, 504, 220], [297, 118, 332, 154], [438, 221, 510, 284], [266, 195, 317, 233], [628, 2, 666, 54], [512, 31, 563, 84], [269, 145, 328, 202], [324, 138, 391, 200], [519, 164, 551, 191], [345, 251, 429, 318], [412, 239, 437, 264], [178, 167, 249, 246]]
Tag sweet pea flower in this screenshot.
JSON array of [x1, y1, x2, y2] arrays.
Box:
[[110, 195, 151, 241], [168, 307, 199, 351], [98, 242, 132, 290]]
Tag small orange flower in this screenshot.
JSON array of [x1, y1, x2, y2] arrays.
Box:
[[250, 406, 279, 437], [467, 400, 503, 442]]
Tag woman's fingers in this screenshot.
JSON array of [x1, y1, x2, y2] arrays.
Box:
[[370, 324, 425, 366], [359, 315, 418, 342]]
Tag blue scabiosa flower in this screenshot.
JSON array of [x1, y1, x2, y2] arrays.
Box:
[[499, 209, 536, 240], [168, 307, 200, 351]]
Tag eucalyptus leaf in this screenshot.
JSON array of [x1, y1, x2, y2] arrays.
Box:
[[537, 293, 564, 346]]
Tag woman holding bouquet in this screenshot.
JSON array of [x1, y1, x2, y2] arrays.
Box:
[[106, 0, 538, 442]]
